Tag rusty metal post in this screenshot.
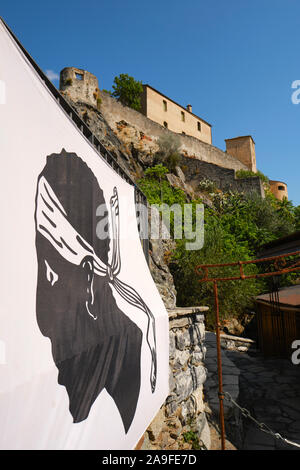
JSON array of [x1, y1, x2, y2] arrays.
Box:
[[213, 280, 226, 450]]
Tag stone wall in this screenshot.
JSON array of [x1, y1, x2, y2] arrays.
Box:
[[181, 156, 265, 197], [148, 237, 177, 310], [220, 333, 256, 353], [141, 307, 211, 450], [98, 91, 248, 172]]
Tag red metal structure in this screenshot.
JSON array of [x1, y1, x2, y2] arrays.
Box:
[[196, 250, 300, 450]]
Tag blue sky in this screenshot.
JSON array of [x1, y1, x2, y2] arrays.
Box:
[[2, 0, 300, 205]]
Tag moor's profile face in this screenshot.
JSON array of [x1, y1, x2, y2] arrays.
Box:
[[36, 233, 100, 362], [34, 150, 143, 430]]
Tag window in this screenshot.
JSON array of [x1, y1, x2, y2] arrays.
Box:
[[181, 111, 185, 122], [197, 122, 201, 131], [278, 185, 285, 191], [75, 72, 83, 81], [163, 100, 167, 111], [163, 121, 168, 128], [182, 131, 186, 135]]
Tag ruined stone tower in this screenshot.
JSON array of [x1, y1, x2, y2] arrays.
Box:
[[59, 67, 100, 108]]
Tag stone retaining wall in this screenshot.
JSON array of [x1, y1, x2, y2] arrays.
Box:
[[220, 333, 256, 353], [98, 91, 248, 172], [141, 307, 211, 450], [181, 156, 265, 198]]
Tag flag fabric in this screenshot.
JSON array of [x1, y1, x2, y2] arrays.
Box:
[[0, 18, 169, 450]]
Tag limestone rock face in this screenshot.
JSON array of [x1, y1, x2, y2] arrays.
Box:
[[149, 237, 177, 309], [165, 173, 195, 201], [61, 98, 139, 176]]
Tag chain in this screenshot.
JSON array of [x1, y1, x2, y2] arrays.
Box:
[[223, 391, 300, 449]]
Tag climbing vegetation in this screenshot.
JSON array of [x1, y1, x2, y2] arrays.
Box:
[[236, 169, 269, 185]]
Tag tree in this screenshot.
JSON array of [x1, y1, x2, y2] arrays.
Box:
[[294, 205, 300, 230], [144, 164, 169, 180], [138, 164, 186, 206], [111, 74, 143, 111], [171, 216, 262, 329]]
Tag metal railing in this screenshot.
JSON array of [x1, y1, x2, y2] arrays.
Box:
[[196, 251, 300, 450], [224, 391, 300, 449]]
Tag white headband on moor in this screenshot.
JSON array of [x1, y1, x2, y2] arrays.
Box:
[[36, 176, 107, 275]]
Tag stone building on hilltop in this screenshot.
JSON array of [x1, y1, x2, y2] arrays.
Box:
[[58, 67, 287, 201], [140, 84, 212, 145]]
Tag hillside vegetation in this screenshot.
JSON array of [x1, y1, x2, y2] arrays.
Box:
[[138, 164, 300, 330]]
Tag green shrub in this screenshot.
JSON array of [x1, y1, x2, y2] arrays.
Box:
[[138, 165, 186, 239], [144, 164, 169, 180], [198, 178, 217, 193], [138, 165, 186, 206], [171, 216, 262, 330], [154, 134, 181, 172], [96, 97, 102, 109], [294, 205, 300, 230], [236, 169, 269, 184], [170, 190, 297, 329], [182, 431, 202, 450], [137, 169, 298, 331]]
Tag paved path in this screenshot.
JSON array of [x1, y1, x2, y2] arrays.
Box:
[[204, 332, 300, 450]]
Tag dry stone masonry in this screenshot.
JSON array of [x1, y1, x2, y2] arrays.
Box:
[[141, 307, 211, 450]]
